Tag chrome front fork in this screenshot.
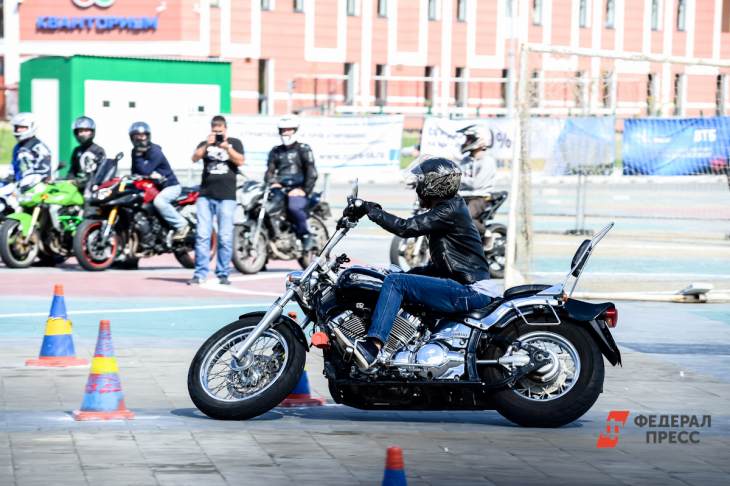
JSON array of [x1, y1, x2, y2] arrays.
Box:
[[231, 288, 296, 363]]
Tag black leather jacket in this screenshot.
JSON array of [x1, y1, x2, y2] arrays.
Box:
[[264, 142, 318, 195], [368, 197, 491, 284]]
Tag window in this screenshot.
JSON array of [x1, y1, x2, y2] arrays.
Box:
[[0, 1, 4, 39], [261, 0, 273, 11], [579, 0, 589, 28], [428, 0, 438, 20], [716, 75, 727, 116], [500, 68, 510, 107], [377, 0, 387, 17], [723, 0, 730, 32], [258, 59, 270, 115], [533, 0, 542, 25], [293, 0, 304, 12], [505, 0, 513, 17], [651, 0, 660, 31], [601, 71, 614, 108], [456, 0, 467, 22], [344, 63, 356, 105], [347, 0, 358, 16], [673, 73, 685, 116], [530, 70, 541, 108], [375, 64, 387, 106], [605, 0, 615, 28], [575, 71, 587, 109], [647, 73, 658, 115], [677, 0, 686, 31], [454, 67, 467, 107], [424, 66, 435, 106]]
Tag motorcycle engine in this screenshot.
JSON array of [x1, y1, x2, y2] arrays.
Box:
[[328, 310, 421, 357], [389, 321, 471, 380], [133, 213, 156, 250]]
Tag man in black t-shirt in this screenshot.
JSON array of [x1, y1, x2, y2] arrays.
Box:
[[188, 115, 245, 285]]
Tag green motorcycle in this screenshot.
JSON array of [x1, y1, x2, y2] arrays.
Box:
[[0, 180, 85, 268]]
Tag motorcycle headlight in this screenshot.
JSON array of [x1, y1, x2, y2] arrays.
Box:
[[95, 187, 113, 201]]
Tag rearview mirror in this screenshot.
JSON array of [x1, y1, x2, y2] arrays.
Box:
[[351, 179, 359, 199], [114, 152, 124, 161]]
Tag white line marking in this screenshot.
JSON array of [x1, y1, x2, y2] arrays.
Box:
[[532, 272, 730, 279], [199, 281, 281, 297], [228, 273, 289, 282], [0, 303, 268, 319]]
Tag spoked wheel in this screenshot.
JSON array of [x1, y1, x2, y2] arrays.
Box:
[[0, 220, 40, 268], [484, 223, 507, 279], [389, 235, 429, 271], [73, 220, 120, 271], [188, 317, 305, 420], [232, 224, 268, 274], [478, 321, 604, 427], [298, 216, 329, 269]]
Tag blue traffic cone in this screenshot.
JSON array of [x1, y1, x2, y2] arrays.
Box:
[[382, 447, 407, 485], [26, 284, 88, 367], [279, 370, 325, 407]]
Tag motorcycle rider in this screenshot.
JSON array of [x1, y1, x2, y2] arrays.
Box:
[[456, 124, 497, 235], [10, 112, 53, 189], [348, 157, 500, 368], [264, 116, 318, 252], [128, 121, 189, 241], [188, 115, 245, 286], [67, 116, 106, 191]]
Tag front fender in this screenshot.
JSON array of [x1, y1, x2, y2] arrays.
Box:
[[6, 212, 33, 237], [237, 311, 309, 351]]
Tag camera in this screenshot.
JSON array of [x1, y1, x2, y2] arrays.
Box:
[[215, 133, 224, 144]]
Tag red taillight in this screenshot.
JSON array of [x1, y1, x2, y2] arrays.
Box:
[[602, 307, 618, 328]]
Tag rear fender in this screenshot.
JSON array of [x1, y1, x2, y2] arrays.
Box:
[[562, 299, 621, 366], [237, 311, 309, 351], [6, 212, 33, 237]]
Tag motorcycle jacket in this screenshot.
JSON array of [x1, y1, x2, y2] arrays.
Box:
[[12, 137, 53, 183], [264, 142, 317, 195], [68, 142, 106, 189], [457, 152, 497, 197], [367, 196, 491, 285]]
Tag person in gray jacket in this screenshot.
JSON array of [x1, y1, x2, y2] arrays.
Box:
[[456, 124, 497, 235]]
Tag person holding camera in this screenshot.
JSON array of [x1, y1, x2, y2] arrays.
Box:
[[188, 115, 245, 286]]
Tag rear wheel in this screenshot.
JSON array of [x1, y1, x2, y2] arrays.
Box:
[[389, 236, 429, 271], [478, 321, 604, 427], [232, 223, 268, 274], [187, 317, 306, 420], [73, 220, 120, 271], [0, 220, 40, 268], [298, 216, 329, 269], [484, 223, 507, 279]]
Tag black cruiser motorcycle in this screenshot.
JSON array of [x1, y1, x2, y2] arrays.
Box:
[[188, 183, 620, 427]]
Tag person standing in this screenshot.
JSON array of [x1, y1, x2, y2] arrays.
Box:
[[188, 115, 245, 285], [129, 121, 189, 241]]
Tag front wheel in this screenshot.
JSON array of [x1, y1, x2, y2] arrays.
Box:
[[73, 220, 120, 271], [0, 220, 40, 268], [187, 317, 306, 420], [297, 216, 329, 269], [389, 235, 429, 271], [479, 321, 605, 427], [484, 223, 507, 279], [232, 224, 268, 274]]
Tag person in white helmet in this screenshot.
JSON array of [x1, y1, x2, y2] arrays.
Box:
[[10, 113, 53, 189], [264, 115, 318, 251], [455, 124, 497, 235]]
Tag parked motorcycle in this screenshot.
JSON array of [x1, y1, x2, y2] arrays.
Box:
[[188, 183, 620, 428], [0, 175, 85, 268], [231, 180, 331, 274], [73, 167, 200, 271], [390, 191, 508, 278]]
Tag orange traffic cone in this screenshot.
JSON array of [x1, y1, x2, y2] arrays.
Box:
[[382, 447, 407, 485], [72, 320, 134, 421], [26, 284, 88, 367], [279, 369, 325, 407]]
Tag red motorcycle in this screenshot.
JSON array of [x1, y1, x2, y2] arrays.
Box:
[[73, 172, 202, 271]]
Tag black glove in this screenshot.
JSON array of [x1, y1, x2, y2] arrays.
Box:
[[343, 198, 368, 219]]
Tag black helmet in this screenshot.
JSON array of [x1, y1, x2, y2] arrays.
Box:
[[73, 116, 96, 145], [128, 121, 151, 150], [405, 157, 462, 201], [457, 124, 493, 154]]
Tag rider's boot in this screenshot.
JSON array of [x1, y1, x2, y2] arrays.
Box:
[[172, 224, 190, 242]]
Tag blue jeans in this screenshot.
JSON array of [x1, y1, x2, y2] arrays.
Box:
[[154, 185, 187, 230], [287, 195, 310, 238], [368, 273, 492, 344], [194, 197, 236, 280]]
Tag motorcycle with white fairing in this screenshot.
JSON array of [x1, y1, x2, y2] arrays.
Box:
[[188, 183, 621, 427]]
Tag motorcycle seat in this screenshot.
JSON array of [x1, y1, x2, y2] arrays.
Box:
[[503, 284, 552, 300], [463, 298, 504, 319]]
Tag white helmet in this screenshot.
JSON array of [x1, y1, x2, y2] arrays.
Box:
[[277, 116, 300, 146], [11, 112, 38, 142], [457, 124, 493, 155]]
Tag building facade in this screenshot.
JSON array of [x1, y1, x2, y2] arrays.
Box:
[[2, 0, 730, 126]]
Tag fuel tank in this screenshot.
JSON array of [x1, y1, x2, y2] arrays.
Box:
[[335, 266, 386, 310]]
